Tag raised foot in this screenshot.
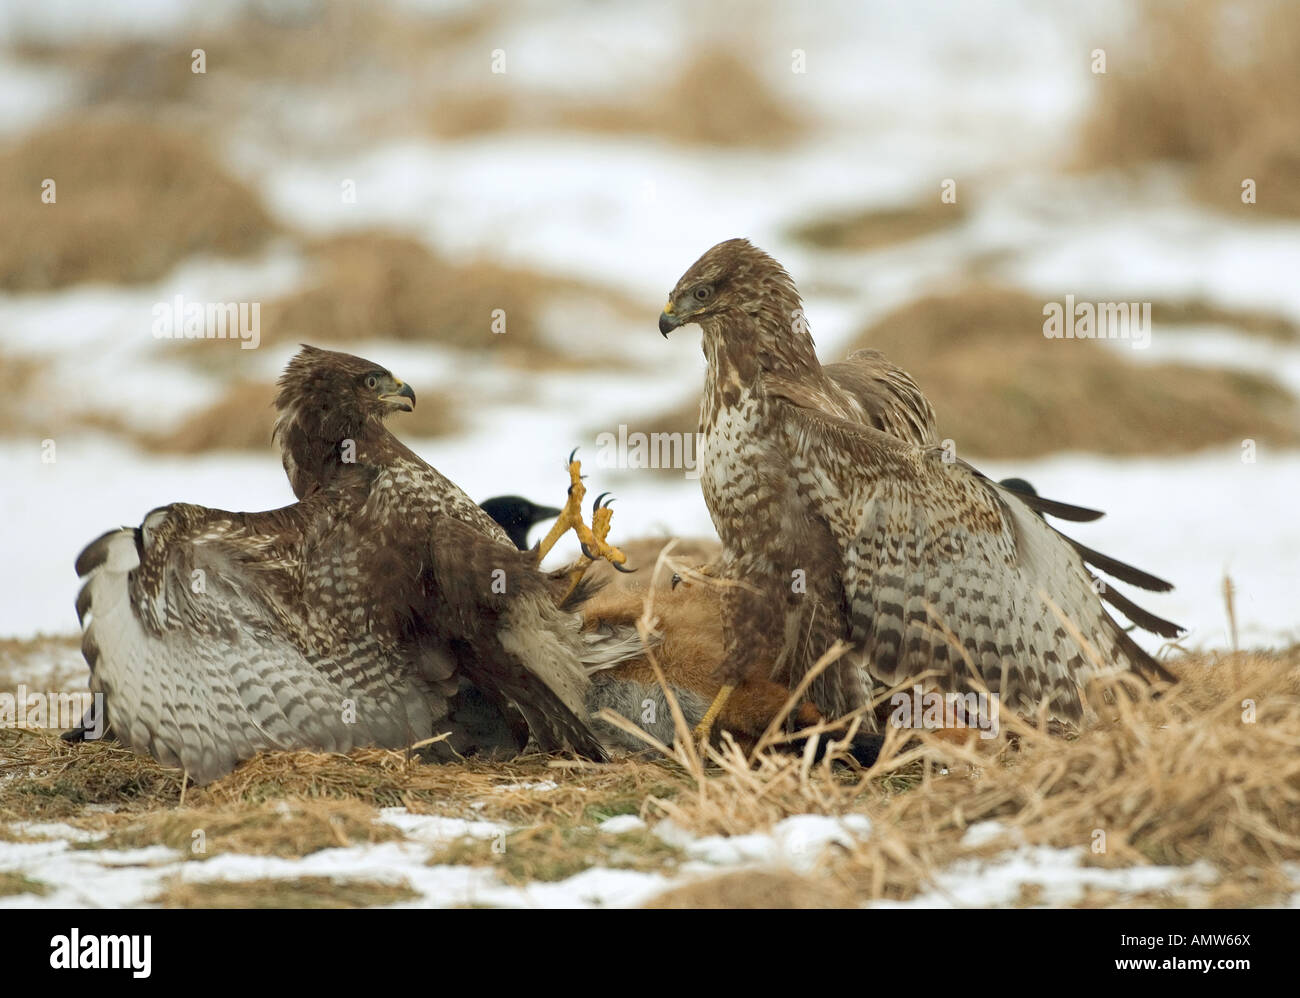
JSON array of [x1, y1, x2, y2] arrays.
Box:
[[532, 449, 632, 574]]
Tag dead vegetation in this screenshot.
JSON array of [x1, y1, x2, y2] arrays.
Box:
[[261, 232, 639, 367], [645, 868, 857, 908], [428, 823, 683, 885], [2, 643, 1296, 907], [11, 2, 501, 149], [431, 48, 807, 148], [13, 4, 802, 152], [0, 871, 50, 897], [151, 876, 417, 909], [0, 115, 275, 291], [1081, 0, 1300, 216], [73, 799, 403, 861], [787, 196, 969, 251], [0, 635, 82, 694], [844, 286, 1300, 458]]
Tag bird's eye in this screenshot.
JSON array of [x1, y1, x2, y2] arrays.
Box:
[[366, 376, 378, 390], [694, 286, 713, 302]]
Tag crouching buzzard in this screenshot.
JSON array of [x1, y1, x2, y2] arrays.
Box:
[[71, 346, 633, 782], [659, 239, 1181, 739]]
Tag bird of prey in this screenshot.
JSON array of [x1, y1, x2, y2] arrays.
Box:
[[71, 345, 635, 782], [658, 238, 1180, 740]]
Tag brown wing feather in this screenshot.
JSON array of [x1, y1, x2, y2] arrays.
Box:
[[824, 348, 939, 446], [763, 379, 1176, 719]]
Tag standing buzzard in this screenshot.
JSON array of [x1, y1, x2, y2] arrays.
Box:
[[71, 346, 632, 782], [659, 239, 1180, 738]]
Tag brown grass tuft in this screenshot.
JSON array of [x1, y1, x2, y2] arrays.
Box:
[[431, 48, 806, 148], [0, 730, 186, 821], [787, 197, 968, 251], [844, 287, 1300, 458], [0, 634, 82, 692], [645, 868, 856, 908], [262, 232, 637, 366], [428, 822, 682, 885], [151, 876, 417, 909], [1080, 0, 1300, 215], [632, 646, 1300, 906], [0, 115, 275, 291], [0, 352, 49, 438], [0, 871, 50, 897], [74, 799, 403, 860], [148, 382, 280, 455]]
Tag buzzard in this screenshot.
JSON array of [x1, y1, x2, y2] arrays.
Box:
[[71, 345, 634, 782], [659, 238, 1180, 739]]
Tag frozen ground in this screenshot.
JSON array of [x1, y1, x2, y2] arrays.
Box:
[[0, 0, 1296, 908], [0, 808, 1230, 910]]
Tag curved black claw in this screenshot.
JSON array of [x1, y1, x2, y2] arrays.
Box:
[[567, 446, 579, 465], [580, 541, 599, 560], [592, 492, 613, 514], [612, 561, 636, 574]]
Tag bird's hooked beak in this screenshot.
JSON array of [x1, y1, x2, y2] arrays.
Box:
[[659, 300, 682, 338], [381, 379, 417, 412]]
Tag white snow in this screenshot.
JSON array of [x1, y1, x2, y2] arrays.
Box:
[[0, 808, 1242, 909], [0, 0, 1294, 909]]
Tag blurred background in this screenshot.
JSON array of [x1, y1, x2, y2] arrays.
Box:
[[0, 0, 1297, 648]]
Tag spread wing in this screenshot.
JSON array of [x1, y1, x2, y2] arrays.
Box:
[[74, 500, 456, 783], [823, 348, 939, 447], [427, 516, 608, 761], [764, 373, 1176, 723]]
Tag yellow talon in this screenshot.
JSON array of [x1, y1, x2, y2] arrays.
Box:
[[532, 451, 630, 574], [693, 684, 735, 745]]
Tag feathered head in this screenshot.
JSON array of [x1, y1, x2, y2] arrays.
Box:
[[658, 238, 802, 338], [274, 345, 415, 436], [272, 346, 417, 498]]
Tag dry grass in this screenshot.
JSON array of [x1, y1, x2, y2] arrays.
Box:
[[72, 799, 403, 861], [152, 876, 417, 909], [1154, 297, 1300, 341], [0, 871, 50, 897], [13, 2, 499, 146], [1081, 0, 1300, 215], [787, 197, 969, 251], [428, 47, 806, 148], [428, 822, 682, 885], [0, 634, 82, 692], [3, 645, 1297, 907], [843, 286, 1300, 458], [626, 645, 1300, 906], [15, 5, 799, 154], [0, 115, 275, 291], [646, 868, 857, 908], [147, 382, 282, 455], [0, 352, 49, 438], [261, 232, 638, 367]]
